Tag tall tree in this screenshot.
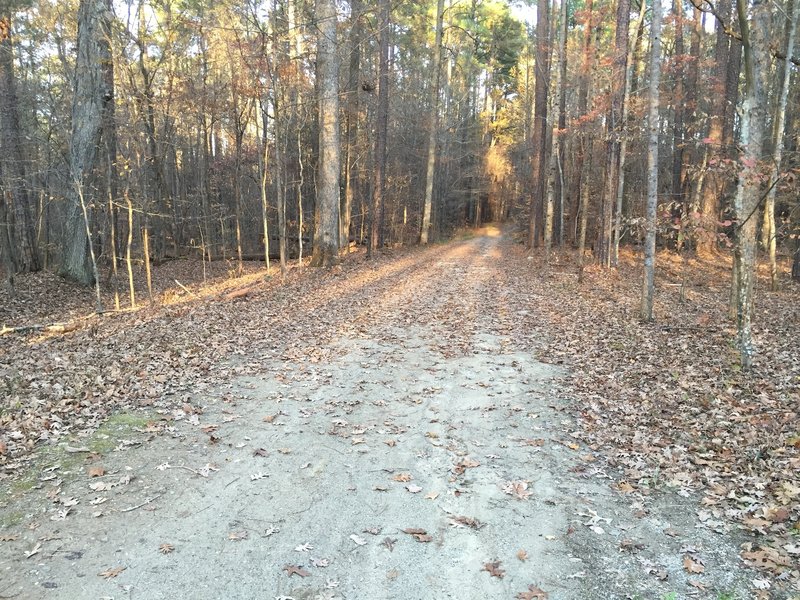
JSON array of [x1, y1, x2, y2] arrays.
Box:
[[696, 0, 731, 256], [527, 0, 550, 248], [420, 0, 444, 245], [310, 0, 341, 267], [597, 0, 631, 266], [641, 0, 663, 321], [61, 0, 113, 287], [369, 0, 390, 256], [0, 14, 38, 273], [762, 0, 798, 291], [731, 0, 771, 368], [544, 0, 567, 256], [341, 0, 363, 249]]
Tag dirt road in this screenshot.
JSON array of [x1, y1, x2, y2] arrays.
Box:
[[0, 230, 755, 599]]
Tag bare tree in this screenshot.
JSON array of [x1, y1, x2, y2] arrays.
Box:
[[420, 0, 444, 245], [0, 16, 38, 273], [731, 0, 772, 368], [527, 0, 550, 249], [61, 0, 113, 288], [369, 0, 390, 256], [641, 0, 663, 322], [310, 0, 341, 267], [762, 0, 797, 290]]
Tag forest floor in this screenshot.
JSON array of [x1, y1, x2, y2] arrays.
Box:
[[0, 226, 798, 600]]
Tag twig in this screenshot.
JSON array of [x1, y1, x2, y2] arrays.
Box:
[[174, 279, 197, 297], [119, 493, 163, 513]]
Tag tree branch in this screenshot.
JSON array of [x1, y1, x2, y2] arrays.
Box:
[[690, 0, 800, 66]]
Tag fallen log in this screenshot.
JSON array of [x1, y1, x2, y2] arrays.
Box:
[[0, 322, 79, 336], [222, 287, 256, 301]]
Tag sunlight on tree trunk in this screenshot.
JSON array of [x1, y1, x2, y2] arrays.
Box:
[[732, 0, 771, 369], [420, 0, 444, 245], [310, 0, 341, 268], [762, 0, 797, 292], [640, 0, 662, 322]]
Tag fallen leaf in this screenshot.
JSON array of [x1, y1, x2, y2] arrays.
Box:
[[424, 491, 439, 500], [87, 466, 105, 478], [683, 556, 705, 574], [616, 480, 635, 494], [517, 549, 528, 561], [295, 543, 313, 552], [253, 447, 268, 457], [449, 515, 484, 529], [98, 566, 126, 579], [349, 534, 367, 546], [517, 585, 548, 599], [392, 473, 412, 482], [384, 439, 396, 447], [159, 543, 175, 554], [406, 484, 423, 493], [381, 537, 396, 551], [282, 564, 310, 577], [228, 531, 248, 541], [502, 480, 532, 500], [482, 561, 505, 578], [402, 528, 432, 542], [688, 579, 707, 591]]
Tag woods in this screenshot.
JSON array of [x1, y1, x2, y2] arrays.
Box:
[[0, 1, 797, 355], [1, 1, 800, 596]]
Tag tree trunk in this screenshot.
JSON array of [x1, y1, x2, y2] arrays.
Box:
[[61, 0, 111, 285], [0, 17, 38, 273], [0, 190, 14, 290], [544, 0, 567, 257], [697, 0, 731, 256], [369, 0, 390, 256], [342, 0, 362, 249], [597, 0, 630, 267], [527, 0, 550, 249], [612, 0, 646, 266], [732, 0, 771, 369], [570, 0, 594, 246], [420, 0, 444, 245], [671, 0, 685, 212], [641, 0, 662, 322], [310, 0, 341, 268], [762, 0, 797, 291]]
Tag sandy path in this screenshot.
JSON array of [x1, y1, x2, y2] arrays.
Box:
[[0, 231, 754, 599]]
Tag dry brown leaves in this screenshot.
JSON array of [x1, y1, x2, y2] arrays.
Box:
[[510, 246, 799, 589]]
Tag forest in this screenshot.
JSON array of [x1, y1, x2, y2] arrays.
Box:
[[0, 0, 799, 598]]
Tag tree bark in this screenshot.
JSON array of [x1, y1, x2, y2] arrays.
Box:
[[341, 0, 362, 249], [310, 0, 341, 267], [732, 0, 770, 369], [420, 0, 444, 245], [527, 0, 550, 249], [641, 0, 662, 322], [544, 0, 567, 257], [369, 0, 390, 256], [762, 0, 797, 291], [697, 0, 731, 256], [61, 0, 112, 285], [597, 0, 630, 267], [612, 0, 646, 266], [0, 16, 38, 273]]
